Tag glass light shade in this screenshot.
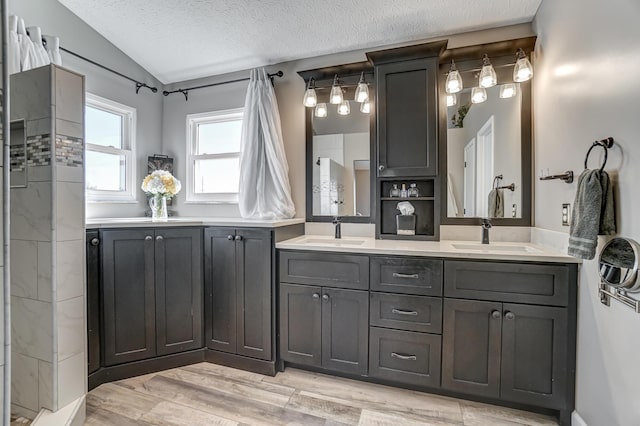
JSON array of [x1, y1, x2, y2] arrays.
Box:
[[446, 93, 457, 107], [471, 87, 487, 104], [446, 69, 463, 94], [314, 102, 328, 118], [499, 83, 517, 98], [302, 87, 317, 107], [330, 84, 343, 104], [479, 57, 497, 88], [360, 100, 370, 113], [337, 100, 350, 115], [514, 56, 533, 82], [355, 82, 369, 103]]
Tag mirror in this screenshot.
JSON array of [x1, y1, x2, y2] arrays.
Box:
[[10, 119, 28, 188], [599, 238, 640, 291], [302, 63, 374, 223]]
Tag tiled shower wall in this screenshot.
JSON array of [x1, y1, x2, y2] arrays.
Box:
[[10, 65, 86, 417]]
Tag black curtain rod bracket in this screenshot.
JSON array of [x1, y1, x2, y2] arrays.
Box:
[[60, 47, 158, 94], [163, 70, 284, 101]]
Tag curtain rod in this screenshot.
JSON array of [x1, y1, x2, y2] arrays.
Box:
[[162, 70, 284, 101], [60, 47, 158, 94]]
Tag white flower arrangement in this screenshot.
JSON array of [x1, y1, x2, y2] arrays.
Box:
[[141, 170, 182, 198]]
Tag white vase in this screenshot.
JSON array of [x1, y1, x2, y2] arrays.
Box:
[[42, 35, 62, 66], [17, 18, 34, 71], [149, 196, 168, 222], [26, 26, 50, 67], [8, 16, 21, 74]]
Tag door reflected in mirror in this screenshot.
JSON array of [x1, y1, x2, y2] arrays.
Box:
[[446, 84, 522, 218], [312, 100, 370, 217]]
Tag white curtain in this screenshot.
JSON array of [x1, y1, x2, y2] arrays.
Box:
[[239, 68, 296, 219]]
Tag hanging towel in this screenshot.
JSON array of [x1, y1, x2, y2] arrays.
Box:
[[568, 169, 616, 260], [488, 188, 504, 218]]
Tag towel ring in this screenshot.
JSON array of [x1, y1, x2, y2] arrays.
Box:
[[584, 137, 614, 172]]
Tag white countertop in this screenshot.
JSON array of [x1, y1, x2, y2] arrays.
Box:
[[86, 217, 305, 229], [276, 235, 581, 263]]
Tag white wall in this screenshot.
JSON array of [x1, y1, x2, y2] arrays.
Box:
[[533, 1, 640, 424], [9, 0, 163, 218]]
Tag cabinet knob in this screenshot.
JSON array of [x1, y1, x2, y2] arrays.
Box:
[[505, 311, 515, 320], [322, 294, 329, 301], [156, 235, 163, 241], [491, 310, 501, 319], [312, 293, 320, 300], [227, 235, 234, 240], [378, 164, 385, 172], [145, 235, 153, 241], [90, 237, 99, 246], [234, 235, 243, 241]]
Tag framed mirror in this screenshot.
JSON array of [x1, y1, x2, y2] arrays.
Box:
[[301, 62, 375, 223], [439, 37, 535, 226]]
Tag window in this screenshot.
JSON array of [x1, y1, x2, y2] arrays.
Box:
[[85, 93, 136, 202], [186, 108, 243, 203]]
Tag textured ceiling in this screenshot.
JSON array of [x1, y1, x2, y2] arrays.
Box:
[[59, 0, 542, 84]]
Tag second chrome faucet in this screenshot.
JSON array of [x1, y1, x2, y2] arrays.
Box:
[[333, 216, 341, 239], [481, 218, 492, 244]]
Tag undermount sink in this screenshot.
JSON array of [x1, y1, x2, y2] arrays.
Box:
[[452, 243, 541, 253], [299, 238, 366, 246]]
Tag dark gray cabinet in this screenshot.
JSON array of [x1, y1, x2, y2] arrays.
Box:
[[279, 283, 369, 375], [101, 228, 202, 366], [205, 227, 272, 361]]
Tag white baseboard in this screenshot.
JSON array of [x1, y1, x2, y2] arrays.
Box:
[[572, 410, 588, 426]]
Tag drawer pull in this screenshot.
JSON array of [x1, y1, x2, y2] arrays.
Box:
[[391, 352, 417, 361], [392, 273, 419, 279], [391, 308, 418, 316]]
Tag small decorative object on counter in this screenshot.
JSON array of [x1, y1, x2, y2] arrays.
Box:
[[396, 201, 416, 235], [400, 183, 408, 198], [141, 170, 181, 222], [390, 184, 400, 198], [408, 183, 419, 197]]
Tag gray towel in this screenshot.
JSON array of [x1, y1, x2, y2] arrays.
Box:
[[568, 169, 616, 260], [488, 189, 504, 218]]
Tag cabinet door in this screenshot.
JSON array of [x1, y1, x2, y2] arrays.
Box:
[[102, 229, 156, 366], [204, 228, 237, 353], [376, 58, 438, 177], [442, 298, 502, 398], [86, 230, 101, 374], [279, 283, 322, 367], [321, 288, 369, 375], [501, 304, 569, 409], [155, 228, 203, 356], [236, 229, 272, 360]]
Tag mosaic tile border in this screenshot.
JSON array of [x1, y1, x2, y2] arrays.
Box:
[[55, 135, 83, 168], [27, 134, 51, 167]]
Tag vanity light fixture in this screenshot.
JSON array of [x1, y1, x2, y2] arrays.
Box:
[[329, 75, 344, 104], [500, 83, 517, 98], [354, 72, 369, 103], [446, 93, 457, 107], [445, 60, 463, 94], [360, 100, 370, 113], [315, 102, 328, 118], [471, 87, 487, 104], [479, 54, 497, 88], [337, 99, 350, 115], [302, 78, 317, 107], [514, 48, 533, 82]]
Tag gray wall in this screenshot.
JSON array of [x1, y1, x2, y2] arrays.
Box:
[[533, 0, 640, 424], [9, 0, 163, 218]]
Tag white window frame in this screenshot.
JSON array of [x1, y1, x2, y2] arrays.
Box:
[[186, 108, 244, 203], [85, 93, 137, 203]]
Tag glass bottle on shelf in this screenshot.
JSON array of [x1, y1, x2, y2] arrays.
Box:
[[400, 183, 408, 198], [408, 183, 419, 197], [390, 184, 400, 198]]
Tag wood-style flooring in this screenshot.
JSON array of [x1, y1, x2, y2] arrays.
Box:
[[85, 362, 558, 425]]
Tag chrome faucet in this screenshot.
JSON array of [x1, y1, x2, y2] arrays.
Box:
[[333, 216, 342, 239], [481, 218, 492, 244]]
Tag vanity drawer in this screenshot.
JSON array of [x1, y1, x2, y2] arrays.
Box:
[[279, 251, 369, 290], [371, 257, 443, 296], [369, 327, 441, 388], [444, 260, 570, 306], [370, 293, 442, 334]]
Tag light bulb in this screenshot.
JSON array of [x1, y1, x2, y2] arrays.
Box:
[[471, 87, 487, 104], [315, 102, 327, 118], [330, 75, 343, 104], [514, 49, 533, 82], [446, 93, 457, 107], [360, 100, 370, 113], [499, 83, 517, 98], [445, 60, 463, 94], [337, 100, 350, 115], [302, 78, 317, 107], [355, 72, 369, 103], [479, 54, 497, 88]]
